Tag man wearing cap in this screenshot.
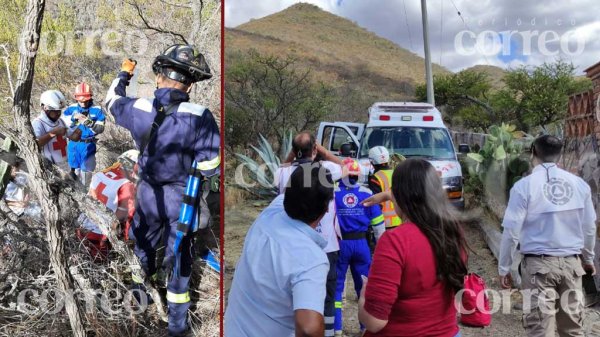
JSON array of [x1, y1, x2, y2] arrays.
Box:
[[105, 45, 220, 337], [498, 135, 597, 337]]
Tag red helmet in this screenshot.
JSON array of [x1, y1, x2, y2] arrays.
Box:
[[343, 158, 361, 177], [74, 82, 92, 102]]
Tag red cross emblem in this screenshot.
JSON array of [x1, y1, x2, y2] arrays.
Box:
[[52, 135, 67, 157], [93, 182, 109, 205]]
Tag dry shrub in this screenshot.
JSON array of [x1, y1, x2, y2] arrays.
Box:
[[224, 185, 249, 209]]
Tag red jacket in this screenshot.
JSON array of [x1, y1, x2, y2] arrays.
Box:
[[363, 222, 460, 337]]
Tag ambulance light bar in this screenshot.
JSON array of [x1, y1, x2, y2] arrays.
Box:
[[377, 115, 434, 122]]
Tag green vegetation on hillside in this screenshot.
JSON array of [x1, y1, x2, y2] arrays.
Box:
[[416, 60, 592, 132], [226, 50, 335, 151]]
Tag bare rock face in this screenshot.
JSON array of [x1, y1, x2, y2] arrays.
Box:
[[563, 136, 600, 291]]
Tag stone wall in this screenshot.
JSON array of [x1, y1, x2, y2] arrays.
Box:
[[563, 60, 600, 290]]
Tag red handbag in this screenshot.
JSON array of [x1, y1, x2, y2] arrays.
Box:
[[459, 273, 492, 327]]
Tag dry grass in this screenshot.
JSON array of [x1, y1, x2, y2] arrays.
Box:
[[0, 210, 220, 337], [224, 185, 249, 209], [228, 3, 449, 90]]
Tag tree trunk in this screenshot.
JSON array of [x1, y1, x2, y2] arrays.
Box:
[[11, 0, 87, 336]]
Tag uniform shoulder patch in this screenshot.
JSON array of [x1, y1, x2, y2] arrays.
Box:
[[178, 102, 208, 117], [132, 98, 154, 113]]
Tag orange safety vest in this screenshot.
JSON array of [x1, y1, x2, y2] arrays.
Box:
[[373, 169, 402, 229]]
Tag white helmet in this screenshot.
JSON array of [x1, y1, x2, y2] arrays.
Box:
[[368, 146, 390, 165], [118, 150, 140, 180], [118, 150, 139, 167], [40, 90, 66, 110]]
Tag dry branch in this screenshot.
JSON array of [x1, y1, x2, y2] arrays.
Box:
[[11, 0, 88, 336], [126, 0, 190, 44]]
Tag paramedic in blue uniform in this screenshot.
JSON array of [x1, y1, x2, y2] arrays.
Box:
[[334, 159, 385, 335], [105, 45, 220, 337], [63, 82, 105, 187]]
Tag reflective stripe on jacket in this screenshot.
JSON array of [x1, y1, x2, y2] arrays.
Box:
[[374, 169, 402, 228]]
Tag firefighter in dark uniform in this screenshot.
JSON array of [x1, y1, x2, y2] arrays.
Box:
[[105, 45, 220, 337]]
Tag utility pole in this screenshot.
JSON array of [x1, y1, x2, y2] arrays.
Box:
[[421, 0, 435, 105]]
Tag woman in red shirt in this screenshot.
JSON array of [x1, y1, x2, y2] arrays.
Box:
[[359, 159, 467, 337]]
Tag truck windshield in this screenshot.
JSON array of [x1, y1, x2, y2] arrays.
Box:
[[358, 127, 456, 160]]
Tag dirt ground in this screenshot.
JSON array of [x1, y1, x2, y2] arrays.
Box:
[[224, 198, 600, 336]]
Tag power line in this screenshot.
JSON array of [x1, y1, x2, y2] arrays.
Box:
[[449, 0, 466, 27], [402, 0, 414, 51], [448, 0, 492, 67]]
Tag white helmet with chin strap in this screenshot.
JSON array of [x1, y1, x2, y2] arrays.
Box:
[[40, 90, 66, 110], [368, 146, 390, 165]]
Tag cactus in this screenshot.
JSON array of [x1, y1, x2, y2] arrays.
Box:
[[465, 123, 530, 202]]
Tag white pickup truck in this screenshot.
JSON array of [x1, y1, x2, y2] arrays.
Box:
[[316, 102, 465, 209]]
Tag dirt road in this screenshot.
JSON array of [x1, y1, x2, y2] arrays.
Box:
[[224, 199, 600, 336]]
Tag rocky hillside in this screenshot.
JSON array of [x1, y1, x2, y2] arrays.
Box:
[[226, 3, 451, 107]]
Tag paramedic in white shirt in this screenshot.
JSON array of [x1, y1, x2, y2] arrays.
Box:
[[498, 135, 596, 337], [31, 90, 81, 172], [275, 131, 344, 337]]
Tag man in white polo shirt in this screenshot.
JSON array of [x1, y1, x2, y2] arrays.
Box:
[[275, 132, 344, 337], [498, 135, 597, 337], [226, 163, 334, 336]]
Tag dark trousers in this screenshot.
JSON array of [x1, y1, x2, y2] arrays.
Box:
[[325, 251, 338, 337], [132, 181, 193, 336]]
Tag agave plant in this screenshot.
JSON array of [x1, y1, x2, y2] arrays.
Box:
[[234, 132, 293, 198]]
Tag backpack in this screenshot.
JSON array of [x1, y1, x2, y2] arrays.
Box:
[[459, 273, 492, 327]]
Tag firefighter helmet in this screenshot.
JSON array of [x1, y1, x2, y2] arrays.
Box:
[[152, 44, 212, 85]]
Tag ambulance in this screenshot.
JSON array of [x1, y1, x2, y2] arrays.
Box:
[[317, 102, 464, 209]]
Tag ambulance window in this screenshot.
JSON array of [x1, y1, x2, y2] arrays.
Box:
[[331, 127, 355, 152], [347, 126, 359, 135], [389, 127, 455, 159], [322, 126, 334, 149]]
